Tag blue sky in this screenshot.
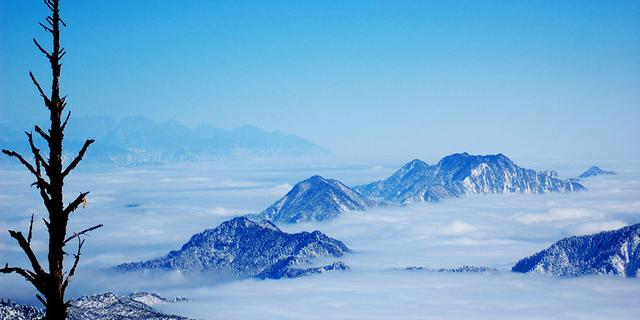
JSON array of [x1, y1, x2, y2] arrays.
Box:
[[1, 0, 639, 161]]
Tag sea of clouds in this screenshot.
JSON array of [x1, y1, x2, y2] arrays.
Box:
[[1, 159, 639, 319]]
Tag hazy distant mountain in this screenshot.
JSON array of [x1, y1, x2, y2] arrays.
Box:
[[0, 292, 188, 320], [512, 223, 640, 277], [579, 166, 616, 178], [116, 217, 349, 279], [257, 175, 376, 223], [0, 116, 327, 164], [354, 153, 585, 204]]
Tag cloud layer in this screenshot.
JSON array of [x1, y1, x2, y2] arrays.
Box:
[[1, 161, 640, 319]]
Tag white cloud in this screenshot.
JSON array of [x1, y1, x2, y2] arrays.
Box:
[[440, 220, 477, 236], [1, 161, 639, 319]]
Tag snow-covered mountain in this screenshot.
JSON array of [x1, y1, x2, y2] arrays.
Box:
[[354, 153, 585, 204], [512, 223, 640, 277], [257, 175, 376, 223], [0, 116, 327, 165], [116, 217, 349, 278], [256, 259, 350, 279], [0, 299, 41, 320], [0, 292, 187, 320], [579, 166, 616, 178]]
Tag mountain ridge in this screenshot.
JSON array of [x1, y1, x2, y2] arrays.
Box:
[[355, 153, 585, 204], [116, 217, 349, 278], [512, 223, 640, 277], [0, 116, 327, 164]]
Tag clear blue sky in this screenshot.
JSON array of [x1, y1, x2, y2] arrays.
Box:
[[1, 0, 639, 161]]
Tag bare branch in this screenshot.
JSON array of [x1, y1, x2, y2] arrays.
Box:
[[27, 214, 35, 245], [59, 49, 67, 60], [61, 111, 71, 131], [62, 139, 94, 178], [32, 38, 52, 59], [25, 131, 50, 173], [62, 238, 84, 292], [64, 224, 102, 245], [2, 149, 51, 199], [0, 264, 34, 282], [2, 149, 39, 179], [42, 218, 50, 229], [34, 125, 50, 142], [7, 230, 46, 278], [63, 192, 89, 216], [43, 0, 53, 11], [29, 71, 51, 105], [36, 294, 47, 307], [38, 22, 53, 33]]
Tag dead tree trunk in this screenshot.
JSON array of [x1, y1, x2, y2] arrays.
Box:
[[0, 1, 101, 319]]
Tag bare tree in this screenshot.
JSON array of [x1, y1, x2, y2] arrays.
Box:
[[1, 0, 101, 318]]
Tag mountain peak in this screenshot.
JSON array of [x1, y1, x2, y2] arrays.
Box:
[[579, 166, 616, 178], [258, 175, 375, 223]]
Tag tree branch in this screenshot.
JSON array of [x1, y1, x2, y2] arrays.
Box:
[[0, 264, 36, 285], [63, 192, 89, 216], [7, 230, 46, 278], [34, 125, 50, 142], [25, 131, 50, 173], [27, 214, 35, 245], [2, 149, 39, 179], [32, 38, 52, 59], [2, 149, 51, 200], [38, 22, 53, 33], [64, 224, 102, 245], [29, 71, 51, 106], [60, 111, 71, 131], [62, 139, 94, 178], [62, 238, 84, 293], [43, 0, 53, 11]]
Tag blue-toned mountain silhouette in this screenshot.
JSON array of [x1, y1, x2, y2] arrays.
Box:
[[512, 223, 640, 277], [354, 153, 585, 204], [0, 116, 327, 164], [116, 217, 349, 279], [579, 166, 616, 178]]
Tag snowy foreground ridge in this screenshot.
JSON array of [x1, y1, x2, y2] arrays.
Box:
[[116, 217, 349, 278], [355, 153, 585, 204], [513, 222, 640, 277], [0, 292, 187, 320]]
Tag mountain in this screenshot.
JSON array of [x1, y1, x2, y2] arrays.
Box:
[[354, 153, 585, 204], [0, 292, 187, 320], [579, 166, 616, 178], [257, 175, 376, 223], [256, 259, 350, 279], [127, 292, 188, 306], [512, 223, 640, 277], [0, 116, 327, 164], [0, 299, 41, 320], [116, 217, 349, 278]]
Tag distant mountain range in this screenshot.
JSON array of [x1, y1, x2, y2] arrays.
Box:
[[257, 175, 376, 223], [0, 292, 188, 320], [117, 217, 349, 279], [579, 166, 616, 178], [0, 116, 327, 164], [354, 153, 585, 204], [512, 223, 640, 277]]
